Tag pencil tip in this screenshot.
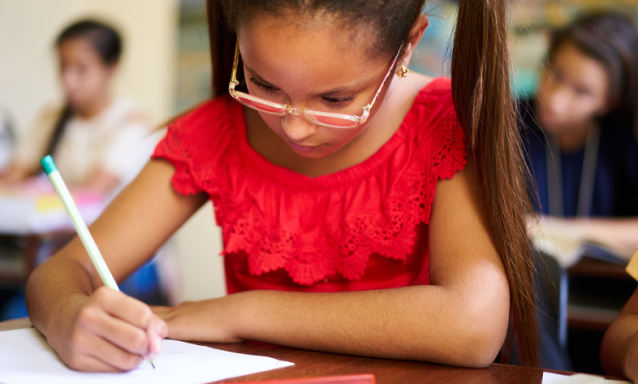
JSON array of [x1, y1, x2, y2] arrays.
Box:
[[150, 361, 156, 369]]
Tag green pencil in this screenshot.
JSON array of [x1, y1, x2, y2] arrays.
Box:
[[41, 155, 156, 369]]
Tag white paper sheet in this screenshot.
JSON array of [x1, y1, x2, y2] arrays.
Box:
[[0, 328, 294, 384], [542, 372, 630, 384]]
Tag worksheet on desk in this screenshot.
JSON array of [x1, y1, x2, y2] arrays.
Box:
[[0, 328, 294, 384]]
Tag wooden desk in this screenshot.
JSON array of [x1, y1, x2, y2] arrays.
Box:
[[0, 318, 578, 384], [567, 257, 637, 331]]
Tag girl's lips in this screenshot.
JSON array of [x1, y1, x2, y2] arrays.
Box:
[[288, 142, 321, 153]]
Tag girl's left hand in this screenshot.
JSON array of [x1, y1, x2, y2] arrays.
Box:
[[151, 295, 244, 343]]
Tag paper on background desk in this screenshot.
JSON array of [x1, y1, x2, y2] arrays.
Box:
[[528, 216, 634, 268], [0, 182, 105, 235], [542, 372, 630, 383], [0, 328, 294, 384]]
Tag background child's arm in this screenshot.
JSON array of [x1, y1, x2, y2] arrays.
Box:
[[153, 164, 510, 368], [25, 159, 208, 372], [601, 288, 638, 380]]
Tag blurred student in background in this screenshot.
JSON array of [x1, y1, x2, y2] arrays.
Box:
[[0, 20, 165, 319], [520, 12, 638, 251], [0, 20, 155, 196]]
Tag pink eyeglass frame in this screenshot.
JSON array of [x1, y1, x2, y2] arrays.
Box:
[[228, 41, 402, 129]]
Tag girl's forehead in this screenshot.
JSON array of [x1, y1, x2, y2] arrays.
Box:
[[58, 39, 103, 61], [237, 17, 385, 88]]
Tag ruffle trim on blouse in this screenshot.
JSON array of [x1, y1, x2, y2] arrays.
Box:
[[153, 81, 467, 285]]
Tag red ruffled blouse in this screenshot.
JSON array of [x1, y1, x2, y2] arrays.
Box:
[[152, 77, 466, 294]]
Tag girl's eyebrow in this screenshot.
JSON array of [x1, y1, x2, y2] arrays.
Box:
[[245, 65, 278, 87], [244, 64, 370, 96]]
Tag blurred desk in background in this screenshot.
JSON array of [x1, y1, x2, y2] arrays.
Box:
[[0, 181, 105, 287], [567, 257, 636, 332], [565, 256, 636, 374]]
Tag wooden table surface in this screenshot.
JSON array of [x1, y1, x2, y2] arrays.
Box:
[[0, 318, 580, 384]]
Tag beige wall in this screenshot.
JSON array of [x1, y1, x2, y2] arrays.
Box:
[[0, 0, 227, 303], [173, 202, 226, 302]]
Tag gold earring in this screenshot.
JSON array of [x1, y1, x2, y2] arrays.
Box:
[[397, 63, 409, 79]]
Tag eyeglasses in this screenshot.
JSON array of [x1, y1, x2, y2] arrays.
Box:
[[228, 41, 402, 129]]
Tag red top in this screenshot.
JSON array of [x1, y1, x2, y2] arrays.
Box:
[[152, 78, 466, 294]]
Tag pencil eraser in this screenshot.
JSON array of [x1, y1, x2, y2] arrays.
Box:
[[41, 155, 57, 175]]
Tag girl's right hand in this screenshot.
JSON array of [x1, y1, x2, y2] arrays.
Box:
[[51, 286, 168, 372]]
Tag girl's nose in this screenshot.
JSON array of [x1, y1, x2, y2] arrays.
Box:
[[281, 114, 319, 142]]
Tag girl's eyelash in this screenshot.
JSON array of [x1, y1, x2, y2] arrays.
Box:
[[322, 95, 356, 109], [249, 76, 278, 94], [249, 74, 356, 108]]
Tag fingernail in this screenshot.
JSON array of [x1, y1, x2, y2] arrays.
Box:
[[153, 335, 162, 354]]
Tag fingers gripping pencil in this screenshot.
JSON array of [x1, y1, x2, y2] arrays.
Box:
[[41, 155, 156, 369]]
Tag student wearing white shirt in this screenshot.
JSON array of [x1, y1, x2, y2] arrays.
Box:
[[1, 20, 155, 194]]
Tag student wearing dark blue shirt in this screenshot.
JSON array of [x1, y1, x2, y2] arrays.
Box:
[[520, 11, 638, 374], [521, 12, 638, 253]]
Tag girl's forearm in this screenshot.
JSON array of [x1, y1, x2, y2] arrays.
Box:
[[164, 284, 508, 368], [236, 287, 507, 367], [601, 314, 638, 380]]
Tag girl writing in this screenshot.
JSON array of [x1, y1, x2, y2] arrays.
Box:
[[26, 0, 538, 371]]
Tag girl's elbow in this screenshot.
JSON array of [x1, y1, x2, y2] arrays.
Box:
[[451, 315, 508, 368], [458, 331, 503, 368]]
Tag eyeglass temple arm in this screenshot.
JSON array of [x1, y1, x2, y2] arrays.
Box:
[[230, 41, 240, 89], [361, 44, 404, 119]]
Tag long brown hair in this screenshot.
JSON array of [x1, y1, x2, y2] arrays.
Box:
[[451, 1, 538, 366], [207, 0, 538, 366]]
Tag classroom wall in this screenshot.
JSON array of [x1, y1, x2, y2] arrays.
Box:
[[0, 0, 227, 303], [172, 202, 226, 303]]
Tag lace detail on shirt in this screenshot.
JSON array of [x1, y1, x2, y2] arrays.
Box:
[[210, 115, 466, 285], [157, 118, 202, 196]]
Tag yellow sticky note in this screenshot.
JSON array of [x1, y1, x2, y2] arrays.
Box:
[[35, 195, 63, 212], [626, 248, 638, 281]]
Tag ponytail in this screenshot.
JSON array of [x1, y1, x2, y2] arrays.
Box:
[[44, 105, 73, 158], [451, 0, 539, 366]]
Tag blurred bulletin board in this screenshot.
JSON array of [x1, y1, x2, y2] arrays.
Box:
[[510, 0, 638, 96], [411, 0, 638, 96], [174, 0, 638, 111], [175, 0, 210, 113]]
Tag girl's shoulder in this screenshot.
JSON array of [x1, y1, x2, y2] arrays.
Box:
[[157, 95, 241, 150], [403, 76, 459, 137], [151, 95, 244, 195], [398, 77, 464, 164]]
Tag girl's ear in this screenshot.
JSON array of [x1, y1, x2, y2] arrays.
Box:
[[401, 14, 429, 67]]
